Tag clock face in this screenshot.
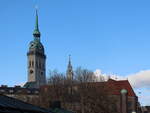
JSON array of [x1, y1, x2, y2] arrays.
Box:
[[40, 45, 43, 50], [30, 70, 34, 74], [39, 45, 42, 49], [30, 43, 35, 49], [31, 44, 34, 47]]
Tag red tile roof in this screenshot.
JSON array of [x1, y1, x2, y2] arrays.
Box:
[[105, 79, 136, 96]]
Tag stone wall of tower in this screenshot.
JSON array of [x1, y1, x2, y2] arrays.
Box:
[[27, 51, 46, 88], [28, 55, 36, 82], [34, 55, 46, 86]]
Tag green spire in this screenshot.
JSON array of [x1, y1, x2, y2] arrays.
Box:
[[33, 9, 41, 38]]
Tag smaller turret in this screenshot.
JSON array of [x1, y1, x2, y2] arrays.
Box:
[[66, 55, 74, 80]]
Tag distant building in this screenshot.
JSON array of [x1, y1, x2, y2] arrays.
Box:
[[0, 85, 39, 104]]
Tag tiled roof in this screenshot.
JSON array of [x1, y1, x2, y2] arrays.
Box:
[[106, 79, 136, 96], [76, 79, 136, 97], [0, 94, 52, 113]]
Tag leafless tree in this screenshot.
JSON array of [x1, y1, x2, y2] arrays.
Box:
[[39, 68, 117, 113], [73, 67, 117, 113]]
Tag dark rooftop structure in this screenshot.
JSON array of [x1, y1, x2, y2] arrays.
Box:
[[51, 108, 75, 113], [0, 94, 52, 113]]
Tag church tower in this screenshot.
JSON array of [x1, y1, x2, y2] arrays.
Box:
[[66, 55, 73, 80], [26, 10, 46, 88]]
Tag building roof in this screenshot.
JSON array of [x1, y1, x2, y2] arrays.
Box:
[[0, 94, 52, 113], [106, 79, 136, 97], [24, 82, 37, 88]]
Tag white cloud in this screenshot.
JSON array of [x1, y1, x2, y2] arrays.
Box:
[[94, 69, 127, 82], [94, 69, 109, 81], [127, 70, 150, 89], [94, 69, 150, 89]]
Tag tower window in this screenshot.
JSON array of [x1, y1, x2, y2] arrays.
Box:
[[30, 70, 34, 74], [36, 61, 38, 68], [39, 62, 41, 69], [32, 61, 34, 67], [42, 64, 44, 69], [29, 61, 31, 67]]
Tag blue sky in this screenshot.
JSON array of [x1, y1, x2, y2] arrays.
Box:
[[0, 0, 150, 105]]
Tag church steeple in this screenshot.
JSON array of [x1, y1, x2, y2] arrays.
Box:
[[25, 9, 46, 88], [33, 9, 41, 38], [67, 55, 73, 80]]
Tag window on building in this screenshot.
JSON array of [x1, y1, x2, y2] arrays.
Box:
[[17, 90, 22, 93], [27, 90, 31, 94], [32, 61, 34, 67], [128, 101, 132, 108], [36, 61, 38, 68], [42, 63, 44, 69], [35, 91, 39, 94], [39, 62, 41, 69], [29, 61, 31, 67], [0, 89, 5, 93], [9, 90, 14, 93]]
